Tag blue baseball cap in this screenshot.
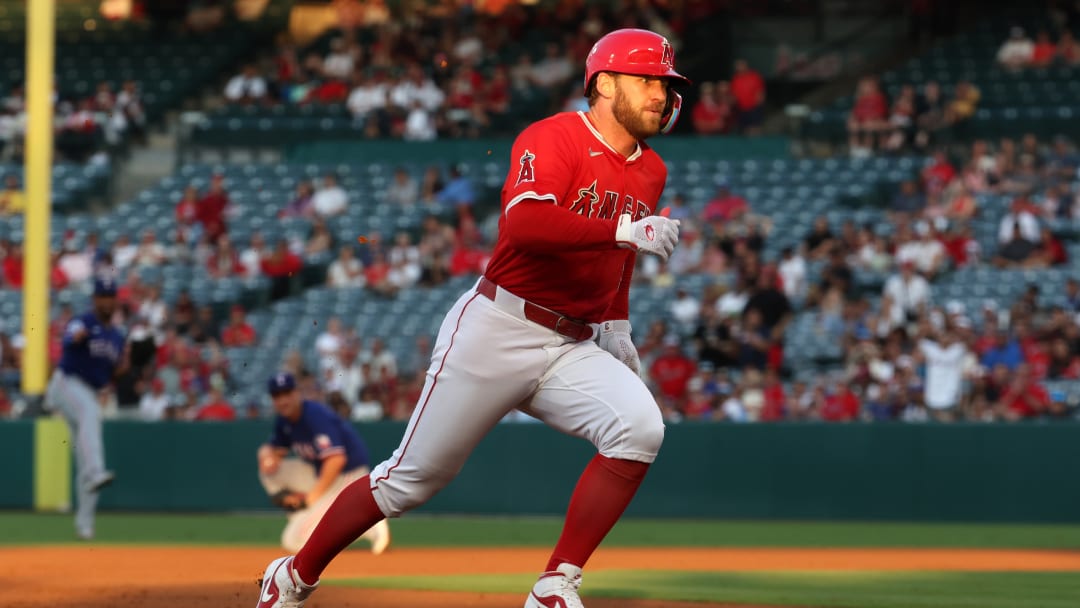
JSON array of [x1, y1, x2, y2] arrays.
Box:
[[93, 276, 118, 297], [268, 372, 297, 395]]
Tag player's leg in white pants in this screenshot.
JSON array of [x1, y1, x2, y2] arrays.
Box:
[[46, 372, 108, 538], [370, 287, 561, 518], [261, 460, 385, 552], [526, 342, 665, 463]]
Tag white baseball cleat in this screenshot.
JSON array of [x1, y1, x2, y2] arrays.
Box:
[[256, 556, 317, 608], [369, 519, 391, 555], [524, 563, 586, 608]]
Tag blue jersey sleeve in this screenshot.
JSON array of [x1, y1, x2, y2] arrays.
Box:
[[306, 407, 348, 461], [62, 317, 88, 347]]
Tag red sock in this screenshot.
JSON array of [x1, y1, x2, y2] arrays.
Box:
[[545, 454, 650, 572], [292, 475, 385, 584]]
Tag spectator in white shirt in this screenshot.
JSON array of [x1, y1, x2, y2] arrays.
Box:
[[402, 101, 438, 141], [224, 65, 268, 104], [998, 197, 1041, 244], [916, 328, 969, 420], [897, 222, 947, 278], [322, 38, 357, 80], [111, 233, 138, 270], [777, 246, 808, 301], [531, 43, 574, 90], [327, 245, 365, 287], [138, 284, 169, 337], [133, 229, 167, 267], [367, 337, 397, 379], [390, 64, 446, 113], [57, 240, 94, 285], [315, 317, 346, 373], [139, 378, 172, 421], [997, 27, 1034, 70], [883, 260, 931, 327], [346, 72, 388, 131], [312, 173, 348, 218], [669, 288, 701, 332], [239, 232, 267, 280]]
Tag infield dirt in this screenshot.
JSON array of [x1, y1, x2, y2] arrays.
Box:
[[4, 546, 1079, 607]]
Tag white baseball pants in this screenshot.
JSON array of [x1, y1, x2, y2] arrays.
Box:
[[369, 279, 665, 518], [45, 370, 106, 537], [259, 460, 387, 552]]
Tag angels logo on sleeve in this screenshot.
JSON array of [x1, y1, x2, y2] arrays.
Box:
[[515, 149, 536, 186]]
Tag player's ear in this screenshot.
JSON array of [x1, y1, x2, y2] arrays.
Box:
[[596, 72, 617, 100]]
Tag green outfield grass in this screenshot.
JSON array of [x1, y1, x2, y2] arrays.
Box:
[[337, 570, 1080, 608], [3, 511, 1080, 548]]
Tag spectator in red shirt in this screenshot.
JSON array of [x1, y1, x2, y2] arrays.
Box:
[[691, 81, 733, 135], [1028, 227, 1067, 267], [193, 387, 237, 421], [759, 368, 787, 421], [197, 173, 230, 242], [2, 242, 23, 288], [220, 304, 257, 347], [702, 179, 748, 223], [1031, 31, 1057, 66], [206, 236, 246, 279], [484, 65, 511, 117], [821, 380, 861, 421], [305, 77, 349, 104], [847, 76, 888, 152], [649, 336, 698, 404], [996, 363, 1051, 420], [260, 239, 303, 301], [175, 185, 200, 229], [921, 150, 956, 203], [730, 59, 765, 134]]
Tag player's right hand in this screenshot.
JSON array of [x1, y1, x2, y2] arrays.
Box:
[[615, 211, 680, 261]]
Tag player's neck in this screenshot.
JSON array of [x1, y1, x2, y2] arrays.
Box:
[[585, 107, 638, 158]]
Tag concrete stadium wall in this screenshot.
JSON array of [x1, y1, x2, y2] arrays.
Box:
[[2, 420, 1077, 522]]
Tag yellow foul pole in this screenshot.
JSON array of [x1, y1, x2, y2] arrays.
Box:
[[21, 0, 56, 396]]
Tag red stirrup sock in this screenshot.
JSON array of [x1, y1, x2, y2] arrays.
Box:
[[545, 454, 651, 572], [292, 476, 385, 584]]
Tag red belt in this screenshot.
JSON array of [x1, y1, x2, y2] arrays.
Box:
[[477, 277, 594, 342]]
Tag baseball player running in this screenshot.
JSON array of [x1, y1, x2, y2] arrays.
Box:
[[45, 276, 127, 540], [257, 372, 390, 555], [256, 28, 685, 608]]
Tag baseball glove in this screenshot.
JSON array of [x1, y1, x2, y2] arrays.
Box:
[[269, 489, 307, 512]]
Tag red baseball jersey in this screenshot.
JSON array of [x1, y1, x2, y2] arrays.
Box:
[[483, 111, 668, 322]]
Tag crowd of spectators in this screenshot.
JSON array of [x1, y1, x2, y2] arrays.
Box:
[[690, 59, 767, 136], [633, 133, 1079, 423], [845, 76, 981, 156], [222, 1, 716, 139], [0, 79, 146, 163], [997, 25, 1080, 71]]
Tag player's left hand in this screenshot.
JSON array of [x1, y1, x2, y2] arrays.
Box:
[[597, 319, 640, 375]]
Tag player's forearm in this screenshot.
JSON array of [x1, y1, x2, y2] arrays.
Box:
[[504, 202, 617, 253], [308, 454, 346, 502]]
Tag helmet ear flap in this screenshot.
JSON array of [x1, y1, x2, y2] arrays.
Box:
[[660, 90, 682, 135]]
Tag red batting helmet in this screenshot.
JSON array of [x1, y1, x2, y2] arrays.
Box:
[[584, 28, 690, 91], [584, 29, 690, 134]]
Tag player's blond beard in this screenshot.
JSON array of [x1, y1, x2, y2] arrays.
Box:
[[612, 82, 662, 140]]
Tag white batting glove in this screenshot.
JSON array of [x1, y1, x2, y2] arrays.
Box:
[[615, 212, 680, 261], [597, 319, 640, 375]]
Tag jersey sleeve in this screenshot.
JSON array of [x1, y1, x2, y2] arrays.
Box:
[[308, 411, 347, 460], [503, 122, 577, 214], [62, 318, 87, 346]]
